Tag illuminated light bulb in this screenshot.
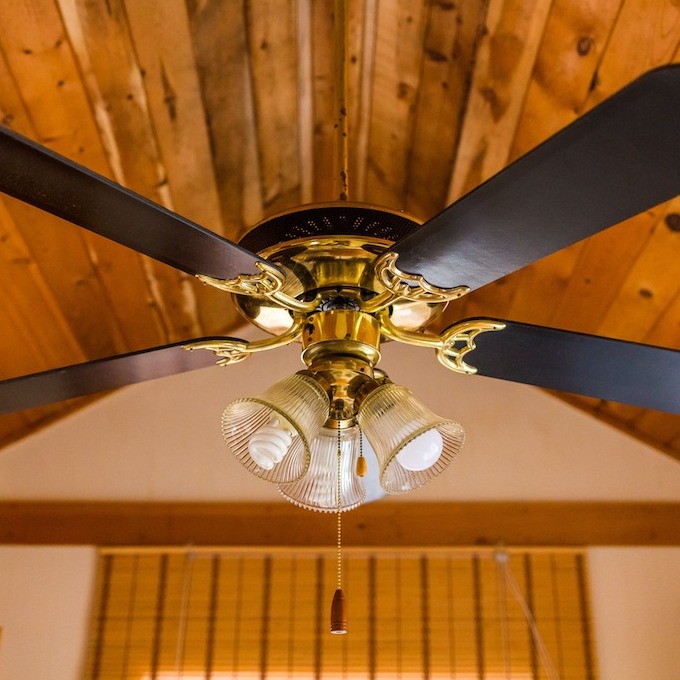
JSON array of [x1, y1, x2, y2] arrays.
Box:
[[223, 373, 329, 483], [395, 428, 443, 471], [248, 416, 297, 470], [358, 383, 463, 494]]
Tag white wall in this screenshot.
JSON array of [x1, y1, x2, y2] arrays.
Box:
[[0, 547, 97, 680], [588, 548, 680, 680]]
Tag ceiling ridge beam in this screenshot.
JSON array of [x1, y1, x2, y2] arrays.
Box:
[[1, 500, 678, 546]]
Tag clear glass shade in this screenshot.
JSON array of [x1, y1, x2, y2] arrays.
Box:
[[277, 426, 366, 512], [357, 383, 464, 494], [222, 373, 330, 483]]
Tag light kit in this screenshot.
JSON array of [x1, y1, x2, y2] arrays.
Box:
[[199, 212, 482, 514], [218, 304, 468, 509]]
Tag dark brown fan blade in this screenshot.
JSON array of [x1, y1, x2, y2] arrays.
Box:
[[0, 126, 271, 280], [390, 65, 680, 291], [0, 340, 234, 415], [466, 319, 680, 414]]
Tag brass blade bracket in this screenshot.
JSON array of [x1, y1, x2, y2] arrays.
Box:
[[436, 320, 507, 373], [182, 316, 306, 366], [363, 252, 470, 314], [197, 261, 321, 314], [380, 312, 505, 375]]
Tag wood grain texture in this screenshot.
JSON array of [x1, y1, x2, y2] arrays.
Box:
[[446, 0, 552, 202], [405, 0, 486, 218], [1, 501, 678, 546], [0, 0, 679, 461], [364, 0, 429, 208], [246, 0, 301, 214]]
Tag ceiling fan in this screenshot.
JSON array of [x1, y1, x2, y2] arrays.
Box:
[[1, 64, 680, 512]]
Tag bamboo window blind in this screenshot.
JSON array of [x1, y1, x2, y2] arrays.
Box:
[[85, 548, 597, 679]]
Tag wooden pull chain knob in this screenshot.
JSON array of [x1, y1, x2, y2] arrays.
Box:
[[330, 588, 347, 634]]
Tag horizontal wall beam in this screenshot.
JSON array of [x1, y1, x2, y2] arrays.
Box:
[[1, 501, 679, 546]]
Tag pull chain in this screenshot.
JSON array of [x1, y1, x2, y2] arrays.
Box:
[[337, 424, 342, 590], [330, 422, 347, 634], [356, 424, 366, 477]]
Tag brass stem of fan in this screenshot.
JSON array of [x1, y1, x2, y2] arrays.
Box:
[[303, 310, 382, 429], [334, 0, 349, 201]]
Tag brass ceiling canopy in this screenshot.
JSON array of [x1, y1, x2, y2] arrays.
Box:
[[229, 203, 450, 336]]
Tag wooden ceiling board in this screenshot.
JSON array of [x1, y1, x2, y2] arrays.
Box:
[[446, 0, 553, 202], [0, 201, 84, 365], [547, 211, 657, 333], [365, 0, 430, 208], [311, 0, 342, 202], [187, 0, 259, 233], [185, 0, 270, 334], [245, 0, 302, 214], [404, 0, 486, 218], [0, 0, 679, 459], [345, 0, 375, 202], [508, 0, 624, 162]]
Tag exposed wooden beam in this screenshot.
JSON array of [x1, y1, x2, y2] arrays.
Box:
[[1, 501, 678, 546]]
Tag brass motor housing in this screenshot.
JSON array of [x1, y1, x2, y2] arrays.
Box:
[[233, 204, 447, 336]]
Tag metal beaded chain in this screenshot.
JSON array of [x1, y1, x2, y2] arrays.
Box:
[[336, 423, 364, 590], [336, 424, 342, 590], [359, 425, 363, 469]]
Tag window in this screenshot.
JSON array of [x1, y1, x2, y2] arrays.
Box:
[[85, 548, 596, 679]]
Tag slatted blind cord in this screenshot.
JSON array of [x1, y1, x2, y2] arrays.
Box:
[[496, 556, 511, 680], [173, 552, 195, 679], [496, 551, 561, 680]]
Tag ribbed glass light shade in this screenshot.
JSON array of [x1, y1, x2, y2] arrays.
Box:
[[277, 426, 366, 512], [357, 383, 464, 494], [222, 373, 329, 483]]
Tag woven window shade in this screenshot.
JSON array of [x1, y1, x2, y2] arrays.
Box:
[[85, 548, 597, 679]]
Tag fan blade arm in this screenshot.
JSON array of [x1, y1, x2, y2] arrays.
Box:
[[0, 125, 274, 280], [0, 338, 241, 416], [389, 64, 680, 291], [464, 318, 680, 414]]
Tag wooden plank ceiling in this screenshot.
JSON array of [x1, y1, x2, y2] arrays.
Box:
[[0, 0, 679, 459]]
